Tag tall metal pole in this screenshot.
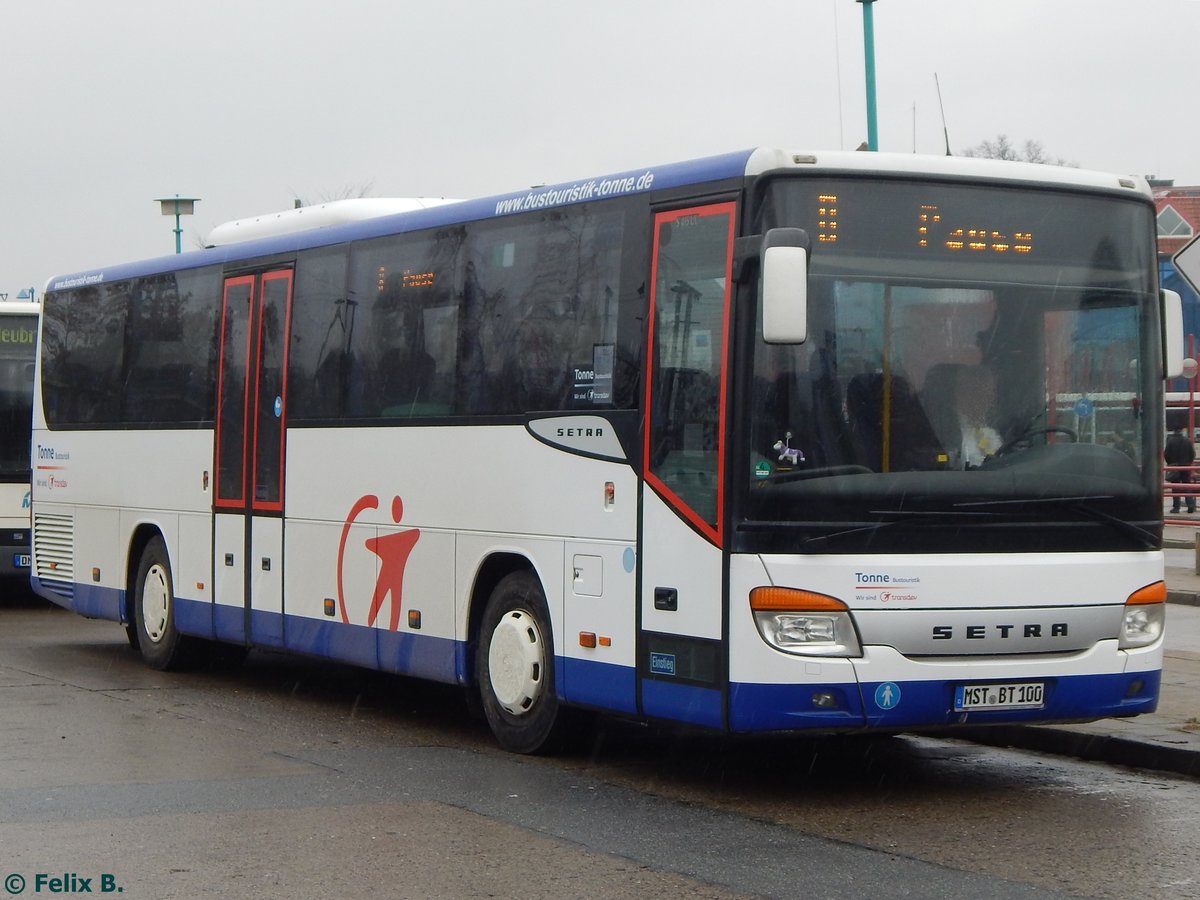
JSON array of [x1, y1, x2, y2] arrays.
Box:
[[858, 0, 878, 151], [1189, 334, 1195, 447], [155, 195, 199, 255]]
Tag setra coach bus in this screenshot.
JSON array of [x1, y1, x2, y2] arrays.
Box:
[[31, 149, 1183, 752]]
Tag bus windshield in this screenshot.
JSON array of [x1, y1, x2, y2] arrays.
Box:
[[0, 312, 37, 477], [740, 177, 1159, 553]]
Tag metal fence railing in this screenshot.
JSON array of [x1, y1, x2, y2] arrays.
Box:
[[1164, 464, 1200, 524]]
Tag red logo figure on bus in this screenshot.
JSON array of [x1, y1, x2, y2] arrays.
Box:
[[336, 494, 420, 629]]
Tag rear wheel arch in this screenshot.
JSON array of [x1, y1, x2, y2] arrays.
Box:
[[129, 531, 197, 670], [122, 524, 167, 646], [125, 524, 165, 586]]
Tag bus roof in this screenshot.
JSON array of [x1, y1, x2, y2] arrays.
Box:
[[744, 148, 1151, 197], [204, 197, 462, 247], [46, 148, 1151, 293]]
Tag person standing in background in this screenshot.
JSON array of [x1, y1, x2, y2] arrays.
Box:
[[1165, 424, 1196, 513]]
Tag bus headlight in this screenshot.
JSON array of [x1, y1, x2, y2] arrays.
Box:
[[750, 587, 862, 657], [1119, 581, 1165, 650]]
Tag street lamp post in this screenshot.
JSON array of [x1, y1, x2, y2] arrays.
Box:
[[857, 0, 878, 152], [155, 195, 200, 254]]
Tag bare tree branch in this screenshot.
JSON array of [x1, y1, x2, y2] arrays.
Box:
[[960, 134, 1076, 167]]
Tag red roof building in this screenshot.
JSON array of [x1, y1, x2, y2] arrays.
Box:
[[1153, 181, 1200, 392], [1152, 180, 1200, 257]]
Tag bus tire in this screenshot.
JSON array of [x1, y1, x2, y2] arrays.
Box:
[[476, 570, 563, 754], [133, 536, 193, 671]]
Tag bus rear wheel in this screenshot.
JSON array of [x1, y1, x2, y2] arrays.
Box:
[[133, 536, 194, 671], [477, 570, 563, 754]]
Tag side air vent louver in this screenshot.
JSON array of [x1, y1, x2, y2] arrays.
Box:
[[33, 512, 74, 601]]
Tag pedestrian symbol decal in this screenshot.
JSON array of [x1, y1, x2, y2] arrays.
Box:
[[875, 682, 901, 710], [336, 494, 420, 629]]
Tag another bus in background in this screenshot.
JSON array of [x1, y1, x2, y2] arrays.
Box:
[[0, 297, 38, 579]]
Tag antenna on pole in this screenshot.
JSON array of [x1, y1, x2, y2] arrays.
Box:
[[834, 2, 845, 149], [934, 72, 952, 156]]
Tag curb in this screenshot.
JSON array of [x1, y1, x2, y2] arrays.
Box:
[[957, 725, 1200, 779]]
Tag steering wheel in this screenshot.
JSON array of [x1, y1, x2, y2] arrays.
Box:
[[994, 425, 1078, 457]]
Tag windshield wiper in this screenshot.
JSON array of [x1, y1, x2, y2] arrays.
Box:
[[802, 509, 1000, 547], [953, 495, 1158, 549]]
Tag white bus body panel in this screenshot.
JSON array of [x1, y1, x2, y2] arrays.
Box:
[[638, 491, 722, 640], [563, 540, 637, 669], [284, 425, 635, 539], [31, 429, 213, 621], [282, 424, 637, 687]]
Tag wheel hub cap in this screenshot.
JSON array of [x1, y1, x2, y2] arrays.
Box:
[[488, 610, 544, 715]]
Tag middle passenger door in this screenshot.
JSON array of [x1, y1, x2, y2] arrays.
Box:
[[213, 268, 294, 648]]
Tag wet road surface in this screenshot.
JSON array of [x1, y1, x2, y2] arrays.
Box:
[[1, 590, 1197, 899]]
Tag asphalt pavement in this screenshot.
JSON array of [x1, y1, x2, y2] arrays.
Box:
[[962, 522, 1200, 779]]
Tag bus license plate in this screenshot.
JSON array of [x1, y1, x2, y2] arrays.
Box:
[[13, 554, 30, 568], [954, 682, 1044, 711]]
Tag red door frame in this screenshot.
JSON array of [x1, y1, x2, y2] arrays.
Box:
[[641, 202, 737, 547]]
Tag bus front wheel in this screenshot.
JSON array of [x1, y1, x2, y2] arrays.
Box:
[[476, 571, 563, 754], [133, 536, 193, 671]]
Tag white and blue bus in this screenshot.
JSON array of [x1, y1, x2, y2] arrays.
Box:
[[1, 299, 38, 580], [32, 149, 1182, 752]]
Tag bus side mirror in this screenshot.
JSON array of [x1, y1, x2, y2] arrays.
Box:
[[1163, 288, 1185, 379], [762, 228, 811, 344]]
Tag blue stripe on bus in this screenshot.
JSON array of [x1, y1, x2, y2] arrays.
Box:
[[560, 657, 637, 714], [860, 672, 1160, 728], [377, 625, 458, 683], [640, 678, 725, 729], [278, 610, 378, 669], [176, 594, 214, 638], [729, 670, 1160, 732], [46, 150, 757, 291], [210, 601, 245, 645], [31, 576, 1160, 733], [253, 610, 460, 684], [210, 602, 464, 683], [38, 581, 460, 684], [728, 682, 867, 731], [62, 581, 123, 622]]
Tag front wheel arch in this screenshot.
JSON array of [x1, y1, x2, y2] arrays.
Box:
[[475, 569, 566, 754]]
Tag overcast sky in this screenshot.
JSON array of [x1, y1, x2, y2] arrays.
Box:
[[3, 0, 1198, 295]]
